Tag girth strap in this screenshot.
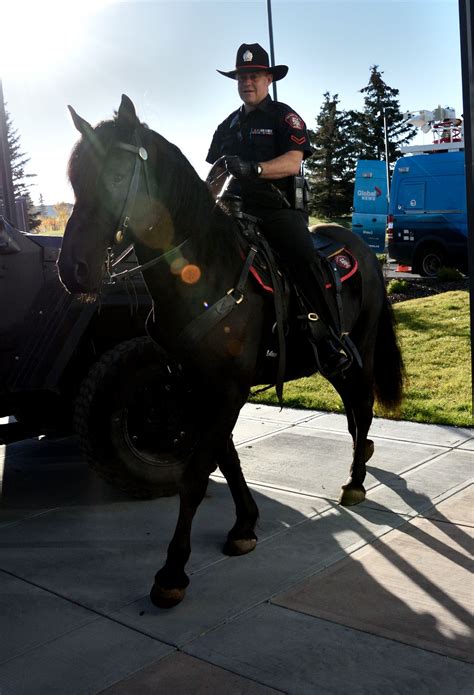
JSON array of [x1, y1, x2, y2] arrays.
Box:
[[178, 246, 258, 346]]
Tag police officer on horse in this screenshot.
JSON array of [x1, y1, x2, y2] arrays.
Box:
[[207, 43, 351, 377]]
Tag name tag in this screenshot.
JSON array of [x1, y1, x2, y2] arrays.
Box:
[[250, 128, 273, 136]]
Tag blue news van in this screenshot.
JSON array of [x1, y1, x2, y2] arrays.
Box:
[[351, 160, 389, 253], [387, 150, 468, 276]]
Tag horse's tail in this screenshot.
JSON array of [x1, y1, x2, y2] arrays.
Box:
[[373, 296, 405, 411]]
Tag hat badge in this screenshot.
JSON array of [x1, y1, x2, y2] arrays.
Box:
[[243, 50, 253, 62]]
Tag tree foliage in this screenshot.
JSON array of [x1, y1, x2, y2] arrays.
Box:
[[54, 202, 71, 228], [305, 93, 354, 217], [307, 66, 415, 218], [4, 105, 40, 229], [346, 65, 415, 165]]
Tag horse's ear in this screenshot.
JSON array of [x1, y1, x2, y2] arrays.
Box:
[[116, 95, 139, 133], [68, 105, 94, 137]]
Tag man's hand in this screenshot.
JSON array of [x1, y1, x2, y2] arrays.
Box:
[[225, 156, 259, 181]]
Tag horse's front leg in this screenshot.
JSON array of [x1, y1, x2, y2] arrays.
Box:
[[150, 452, 215, 608], [150, 386, 248, 609], [217, 436, 259, 556]]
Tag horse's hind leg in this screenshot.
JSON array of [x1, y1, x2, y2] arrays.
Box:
[[332, 372, 375, 506], [217, 436, 259, 556], [340, 391, 375, 472]]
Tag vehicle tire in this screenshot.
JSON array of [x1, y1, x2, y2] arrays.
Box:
[[413, 245, 445, 277], [73, 336, 197, 498]]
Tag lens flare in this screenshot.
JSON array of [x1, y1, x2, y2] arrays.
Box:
[[227, 338, 243, 356], [170, 257, 187, 275], [181, 264, 201, 285]]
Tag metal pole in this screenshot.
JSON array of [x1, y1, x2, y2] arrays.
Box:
[[266, 0, 278, 101], [383, 107, 390, 204], [458, 0, 474, 416], [0, 79, 17, 226]]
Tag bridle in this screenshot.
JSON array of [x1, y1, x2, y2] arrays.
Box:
[[104, 131, 189, 282], [107, 151, 236, 282], [113, 137, 150, 247]]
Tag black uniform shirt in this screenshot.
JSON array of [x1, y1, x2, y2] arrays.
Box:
[[206, 95, 312, 209]]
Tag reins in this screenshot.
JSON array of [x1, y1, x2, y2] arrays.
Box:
[[106, 239, 190, 282]]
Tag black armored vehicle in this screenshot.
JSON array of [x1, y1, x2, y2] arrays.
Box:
[[0, 218, 196, 497]]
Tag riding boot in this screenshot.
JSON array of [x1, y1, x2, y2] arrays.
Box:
[[296, 259, 353, 378], [305, 310, 353, 377]]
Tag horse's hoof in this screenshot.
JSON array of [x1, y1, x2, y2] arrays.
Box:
[[223, 537, 257, 556], [150, 583, 186, 609], [339, 485, 366, 507]]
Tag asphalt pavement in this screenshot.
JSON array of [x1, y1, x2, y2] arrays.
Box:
[[0, 403, 472, 694]]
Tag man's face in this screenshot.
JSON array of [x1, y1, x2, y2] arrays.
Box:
[[237, 71, 272, 109]]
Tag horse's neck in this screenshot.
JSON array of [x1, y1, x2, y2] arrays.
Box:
[[137, 204, 242, 339]]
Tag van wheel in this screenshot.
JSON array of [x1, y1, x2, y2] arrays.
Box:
[[414, 246, 445, 277], [74, 337, 197, 498]]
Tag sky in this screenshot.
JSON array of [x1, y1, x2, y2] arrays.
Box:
[[0, 0, 464, 205]]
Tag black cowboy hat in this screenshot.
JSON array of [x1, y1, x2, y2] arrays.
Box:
[[217, 43, 288, 81]]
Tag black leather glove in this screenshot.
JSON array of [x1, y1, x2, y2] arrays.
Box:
[[225, 156, 260, 181]]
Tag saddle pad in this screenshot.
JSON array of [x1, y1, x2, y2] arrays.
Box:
[[325, 248, 359, 286], [311, 230, 343, 257], [245, 241, 358, 294]]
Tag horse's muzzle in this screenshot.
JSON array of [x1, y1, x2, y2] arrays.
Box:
[[57, 256, 99, 295]]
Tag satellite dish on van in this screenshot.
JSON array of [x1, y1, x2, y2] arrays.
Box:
[[403, 110, 434, 131], [401, 106, 463, 153]]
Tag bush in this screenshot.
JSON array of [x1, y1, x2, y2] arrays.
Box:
[[376, 253, 388, 267], [386, 279, 410, 295], [436, 266, 464, 282]]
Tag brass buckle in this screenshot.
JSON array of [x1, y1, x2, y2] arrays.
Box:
[[227, 288, 244, 304]]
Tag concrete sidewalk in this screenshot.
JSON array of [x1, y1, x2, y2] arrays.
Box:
[[0, 404, 472, 694]]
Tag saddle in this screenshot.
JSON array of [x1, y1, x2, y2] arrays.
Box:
[[179, 198, 361, 406], [226, 204, 361, 402], [232, 206, 358, 331]]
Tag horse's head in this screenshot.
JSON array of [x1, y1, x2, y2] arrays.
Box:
[[58, 95, 160, 294]]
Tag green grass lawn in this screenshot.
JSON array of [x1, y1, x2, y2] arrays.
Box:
[[36, 229, 65, 237], [309, 215, 352, 230], [250, 290, 472, 427]]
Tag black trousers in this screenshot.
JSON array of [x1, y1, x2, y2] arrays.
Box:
[[248, 207, 336, 331]]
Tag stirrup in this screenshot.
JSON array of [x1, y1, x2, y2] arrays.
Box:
[[304, 319, 359, 378]]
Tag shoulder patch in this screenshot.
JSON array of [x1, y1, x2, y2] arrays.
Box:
[[285, 112, 305, 130]]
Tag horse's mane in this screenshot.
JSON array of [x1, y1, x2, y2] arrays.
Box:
[[67, 116, 240, 272]]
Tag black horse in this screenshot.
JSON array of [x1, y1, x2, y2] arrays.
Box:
[[58, 95, 404, 608]]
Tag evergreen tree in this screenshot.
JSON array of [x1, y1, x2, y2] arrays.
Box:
[[38, 192, 46, 216], [306, 93, 354, 217], [4, 105, 40, 230], [347, 65, 415, 166]]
